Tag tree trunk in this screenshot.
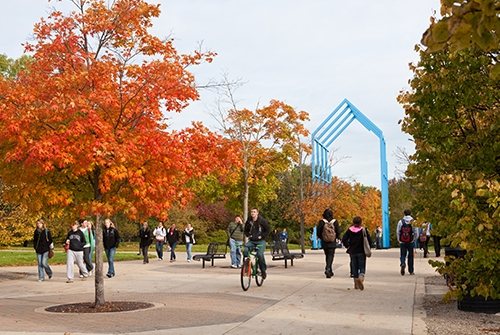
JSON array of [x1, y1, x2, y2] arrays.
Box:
[[243, 168, 249, 221], [94, 214, 105, 306], [298, 140, 306, 254]]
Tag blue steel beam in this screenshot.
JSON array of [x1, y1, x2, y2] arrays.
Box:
[[311, 99, 390, 248]]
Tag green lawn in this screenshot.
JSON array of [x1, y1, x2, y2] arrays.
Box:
[[0, 242, 304, 267]]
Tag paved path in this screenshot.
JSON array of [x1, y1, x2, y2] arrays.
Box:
[[0, 248, 439, 335]]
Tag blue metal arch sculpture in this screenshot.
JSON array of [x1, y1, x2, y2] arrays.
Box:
[[312, 99, 389, 248]]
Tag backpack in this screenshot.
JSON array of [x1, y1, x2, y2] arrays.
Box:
[[322, 219, 336, 243], [399, 221, 413, 243]]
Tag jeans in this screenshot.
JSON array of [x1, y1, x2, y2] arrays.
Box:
[[229, 238, 242, 267], [186, 243, 193, 261], [155, 240, 164, 259], [105, 247, 116, 276], [350, 253, 366, 278], [244, 240, 266, 272], [169, 242, 177, 260], [323, 247, 336, 275], [141, 245, 149, 263], [36, 252, 52, 280], [400, 242, 414, 274], [82, 246, 94, 273]]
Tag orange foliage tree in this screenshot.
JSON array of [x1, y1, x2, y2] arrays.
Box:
[[0, 0, 238, 305], [297, 177, 381, 234]]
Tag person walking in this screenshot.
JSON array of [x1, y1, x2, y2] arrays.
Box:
[[397, 209, 416, 275], [430, 222, 441, 257], [139, 221, 152, 264], [65, 220, 89, 283], [183, 223, 195, 262], [244, 208, 270, 279], [79, 220, 94, 276], [317, 208, 341, 278], [166, 223, 180, 262], [271, 228, 280, 254], [375, 226, 382, 249], [227, 215, 244, 268], [33, 219, 53, 282], [341, 216, 372, 290], [153, 222, 166, 260], [420, 222, 431, 258], [103, 218, 120, 278]]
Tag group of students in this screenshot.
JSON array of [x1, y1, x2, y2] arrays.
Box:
[[137, 221, 195, 264], [33, 218, 120, 283]]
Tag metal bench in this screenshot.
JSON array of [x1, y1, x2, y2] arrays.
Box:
[[271, 241, 304, 268], [193, 242, 226, 268]]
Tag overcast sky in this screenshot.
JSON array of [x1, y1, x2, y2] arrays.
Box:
[[0, 0, 440, 188]]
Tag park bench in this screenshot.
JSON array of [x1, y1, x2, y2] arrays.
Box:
[[193, 242, 227, 268], [271, 241, 304, 268]]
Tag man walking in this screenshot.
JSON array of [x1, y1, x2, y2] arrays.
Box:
[[244, 208, 270, 279], [227, 215, 244, 268], [397, 209, 415, 275]]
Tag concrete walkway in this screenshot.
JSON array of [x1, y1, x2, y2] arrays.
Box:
[[0, 248, 440, 335]]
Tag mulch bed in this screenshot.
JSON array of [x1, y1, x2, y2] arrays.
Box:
[[45, 301, 154, 313]]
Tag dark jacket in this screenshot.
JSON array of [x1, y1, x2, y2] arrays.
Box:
[[139, 227, 152, 248], [103, 227, 120, 249], [66, 229, 86, 251], [317, 219, 341, 249], [341, 225, 373, 255], [33, 228, 52, 254], [166, 228, 180, 246], [244, 215, 270, 242]]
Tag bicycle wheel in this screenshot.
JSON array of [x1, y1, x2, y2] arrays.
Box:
[[240, 257, 251, 291], [255, 259, 264, 286]]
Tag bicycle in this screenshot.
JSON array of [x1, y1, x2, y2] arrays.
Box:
[[240, 245, 264, 291]]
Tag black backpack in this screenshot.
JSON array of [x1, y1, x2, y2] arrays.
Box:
[[400, 221, 413, 243]]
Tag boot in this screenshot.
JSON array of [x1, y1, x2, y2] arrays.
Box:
[[354, 278, 359, 289], [358, 275, 365, 291]]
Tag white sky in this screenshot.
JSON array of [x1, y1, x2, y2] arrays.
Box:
[[0, 0, 440, 188]]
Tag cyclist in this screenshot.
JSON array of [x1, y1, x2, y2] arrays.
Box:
[[244, 208, 270, 279]]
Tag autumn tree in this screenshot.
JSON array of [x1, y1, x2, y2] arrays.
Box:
[[399, 46, 499, 300], [214, 82, 310, 220], [0, 0, 237, 306]]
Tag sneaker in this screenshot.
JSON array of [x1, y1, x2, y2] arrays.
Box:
[[410, 272, 415, 275], [48, 274, 52, 279], [187, 259, 191, 262], [106, 273, 112, 278], [38, 279, 44, 282], [137, 253, 141, 255], [261, 271, 267, 280], [231, 264, 237, 268], [66, 279, 73, 283], [79, 274, 84, 278], [400, 265, 405, 276]]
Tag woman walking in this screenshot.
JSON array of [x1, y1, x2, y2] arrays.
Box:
[[103, 219, 120, 278], [317, 208, 341, 278], [65, 220, 89, 283], [166, 223, 180, 262], [139, 222, 152, 264], [341, 216, 373, 290], [33, 219, 53, 282]]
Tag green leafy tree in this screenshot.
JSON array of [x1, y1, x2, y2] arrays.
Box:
[[398, 46, 499, 300], [421, 0, 499, 78]]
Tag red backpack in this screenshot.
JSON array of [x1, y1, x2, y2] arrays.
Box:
[[399, 221, 413, 243]]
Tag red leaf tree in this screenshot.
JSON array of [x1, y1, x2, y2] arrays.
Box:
[[0, 0, 237, 305]]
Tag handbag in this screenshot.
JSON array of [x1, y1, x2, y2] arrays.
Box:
[[46, 229, 54, 258], [362, 228, 372, 257]]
